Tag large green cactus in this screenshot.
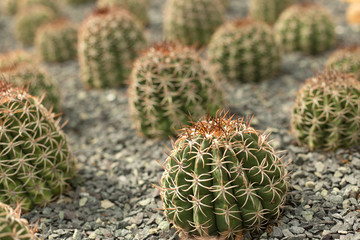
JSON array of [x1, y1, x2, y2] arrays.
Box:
[[326, 47, 360, 79], [159, 112, 289, 239], [274, 3, 336, 55], [78, 7, 147, 89], [249, 0, 294, 25], [0, 203, 39, 240], [128, 43, 224, 138], [164, 0, 225, 47], [291, 71, 360, 151], [0, 81, 75, 211], [208, 19, 281, 83]]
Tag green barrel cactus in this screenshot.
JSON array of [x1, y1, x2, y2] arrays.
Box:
[[128, 43, 224, 138], [15, 5, 58, 46], [0, 203, 39, 240], [274, 3, 336, 55], [97, 0, 149, 26], [249, 0, 294, 25], [159, 112, 289, 239], [1, 0, 19, 15], [35, 19, 78, 63], [78, 7, 147, 89], [326, 47, 360, 79], [291, 71, 360, 151], [0, 80, 75, 211], [18, 0, 59, 14], [208, 19, 281, 83], [164, 0, 225, 47]]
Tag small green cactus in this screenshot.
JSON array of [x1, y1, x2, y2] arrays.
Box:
[[326, 47, 360, 79], [18, 0, 59, 14], [128, 43, 224, 138], [164, 0, 225, 47], [291, 71, 360, 151], [0, 203, 39, 240], [97, 0, 149, 26], [274, 3, 336, 55], [208, 19, 281, 83], [35, 19, 78, 63], [78, 7, 147, 89], [249, 0, 294, 25], [1, 0, 19, 15], [0, 80, 75, 211], [15, 5, 58, 46], [159, 111, 289, 239]]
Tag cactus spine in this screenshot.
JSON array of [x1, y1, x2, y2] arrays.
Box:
[[249, 0, 294, 25], [326, 47, 360, 79]]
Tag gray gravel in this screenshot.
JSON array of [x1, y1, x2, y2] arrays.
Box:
[[0, 0, 360, 239]]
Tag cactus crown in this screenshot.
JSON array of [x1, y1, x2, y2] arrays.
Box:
[[326, 46, 360, 78], [249, 0, 294, 25]]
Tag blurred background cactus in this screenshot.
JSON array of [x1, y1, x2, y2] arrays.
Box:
[[65, 0, 96, 5], [35, 19, 78, 63], [1, 0, 19, 15], [18, 0, 59, 14], [274, 3, 336, 55], [249, 0, 294, 25], [164, 0, 225, 47], [78, 7, 147, 89], [208, 19, 281, 83], [326, 46, 360, 78], [291, 71, 360, 151], [128, 43, 223, 138]]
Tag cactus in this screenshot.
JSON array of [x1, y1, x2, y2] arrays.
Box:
[[15, 5, 58, 46], [1, 0, 20, 15], [35, 19, 78, 63], [0, 203, 39, 240], [207, 19, 281, 83], [18, 0, 59, 14], [159, 111, 289, 239], [78, 7, 147, 89], [65, 0, 96, 5], [97, 0, 149, 26], [164, 0, 225, 47], [0, 80, 75, 211], [0, 50, 33, 68], [249, 0, 294, 25], [274, 3, 336, 55], [326, 46, 360, 79], [128, 43, 224, 138], [291, 71, 360, 151]]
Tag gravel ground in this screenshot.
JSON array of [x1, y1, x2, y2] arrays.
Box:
[[1, 0, 360, 239]]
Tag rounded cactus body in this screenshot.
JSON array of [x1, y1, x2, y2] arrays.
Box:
[[291, 71, 360, 151], [164, 0, 225, 47], [249, 0, 294, 25], [15, 5, 58, 46], [274, 3, 336, 55], [1, 0, 19, 15], [97, 0, 149, 26], [128, 44, 224, 138], [0, 203, 39, 240], [35, 19, 78, 63], [78, 7, 147, 89], [0, 81, 74, 211], [208, 19, 281, 83], [159, 113, 289, 239], [326, 47, 360, 79]]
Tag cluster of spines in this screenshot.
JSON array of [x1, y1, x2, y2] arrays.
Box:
[[249, 0, 294, 25], [326, 46, 360, 78]]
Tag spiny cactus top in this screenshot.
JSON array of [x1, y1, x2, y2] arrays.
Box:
[[128, 43, 224, 138], [35, 19, 78, 63], [249, 0, 294, 25], [159, 112, 289, 239], [291, 71, 360, 151], [0, 203, 39, 240], [208, 19, 281, 83], [326, 46, 360, 79], [164, 0, 225, 47], [274, 3, 336, 55], [97, 0, 149, 26], [0, 81, 75, 211], [0, 50, 33, 69], [78, 7, 147, 89]]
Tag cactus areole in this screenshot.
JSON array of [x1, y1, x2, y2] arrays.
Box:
[[159, 112, 289, 239]]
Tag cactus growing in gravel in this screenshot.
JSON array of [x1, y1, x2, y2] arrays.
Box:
[[207, 19, 281, 83], [274, 3, 336, 55], [1, 0, 19, 15], [249, 0, 294, 25], [0, 203, 39, 240], [0, 80, 75, 211], [291, 71, 360, 151], [164, 0, 225, 47], [128, 43, 224, 138], [35, 19, 78, 63], [15, 5, 58, 45], [78, 7, 147, 89], [159, 112, 289, 239], [326, 47, 360, 78], [97, 0, 149, 26]]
